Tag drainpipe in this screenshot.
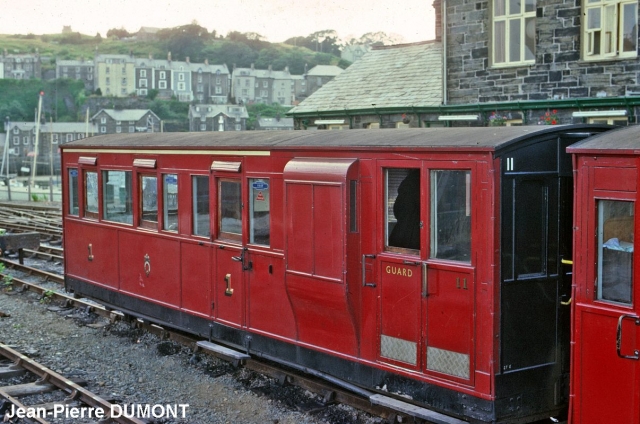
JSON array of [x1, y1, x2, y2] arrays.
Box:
[[442, 0, 448, 105]]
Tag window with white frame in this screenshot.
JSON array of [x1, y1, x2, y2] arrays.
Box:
[[12, 127, 19, 134], [200, 123, 207, 131], [584, 0, 637, 60], [129, 126, 135, 133], [178, 82, 185, 90], [140, 79, 147, 87], [52, 134, 59, 144], [492, 0, 536, 66], [66, 133, 73, 142], [159, 81, 167, 89], [216, 77, 221, 84], [140, 69, 147, 77], [12, 136, 19, 145], [160, 71, 166, 79], [100, 117, 107, 124], [23, 136, 29, 145], [101, 126, 106, 133], [116, 126, 122, 133], [215, 86, 222, 94]]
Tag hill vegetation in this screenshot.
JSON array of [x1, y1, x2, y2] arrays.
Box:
[[0, 25, 400, 129]]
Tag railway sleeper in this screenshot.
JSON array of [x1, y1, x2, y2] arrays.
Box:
[[195, 340, 250, 368]]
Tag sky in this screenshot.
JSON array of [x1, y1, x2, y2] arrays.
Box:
[[0, 0, 436, 44]]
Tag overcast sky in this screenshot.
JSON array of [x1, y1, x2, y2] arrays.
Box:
[[0, 0, 436, 43]]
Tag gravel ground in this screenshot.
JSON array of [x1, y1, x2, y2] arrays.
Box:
[[0, 261, 381, 424]]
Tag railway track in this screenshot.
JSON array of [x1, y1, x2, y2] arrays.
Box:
[[0, 343, 147, 424]]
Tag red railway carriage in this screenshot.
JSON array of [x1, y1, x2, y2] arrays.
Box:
[[569, 125, 640, 424], [60, 125, 611, 423]]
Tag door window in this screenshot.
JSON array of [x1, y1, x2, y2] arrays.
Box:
[[163, 174, 178, 231], [430, 170, 471, 262], [597, 199, 634, 304], [84, 171, 98, 219], [385, 168, 420, 252], [218, 179, 242, 241], [249, 178, 270, 246], [192, 175, 210, 237], [140, 175, 158, 229], [68, 168, 79, 215]]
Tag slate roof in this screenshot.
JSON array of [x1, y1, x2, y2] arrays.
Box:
[[189, 105, 249, 119], [257, 117, 294, 129], [306, 65, 344, 77], [289, 41, 442, 114], [91, 109, 158, 121], [568, 124, 640, 153]]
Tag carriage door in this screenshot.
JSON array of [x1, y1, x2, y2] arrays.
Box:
[[212, 161, 246, 329], [572, 161, 640, 423], [377, 165, 423, 370], [424, 167, 475, 383]]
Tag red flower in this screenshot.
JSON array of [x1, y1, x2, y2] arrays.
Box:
[[551, 119, 557, 125], [552, 109, 557, 114]]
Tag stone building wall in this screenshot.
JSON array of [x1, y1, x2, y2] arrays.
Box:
[[443, 0, 640, 105]]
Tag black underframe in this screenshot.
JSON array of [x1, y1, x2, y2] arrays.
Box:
[[65, 277, 564, 424]]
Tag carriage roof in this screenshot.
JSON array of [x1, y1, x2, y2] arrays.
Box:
[[60, 125, 610, 154], [568, 124, 640, 154]]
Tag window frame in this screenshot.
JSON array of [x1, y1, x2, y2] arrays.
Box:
[[249, 178, 271, 246], [192, 175, 211, 238], [83, 169, 99, 220], [162, 173, 179, 232], [492, 0, 536, 67], [139, 173, 158, 230], [217, 177, 242, 243], [583, 0, 638, 61]]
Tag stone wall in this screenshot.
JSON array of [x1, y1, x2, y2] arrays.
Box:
[[444, 0, 640, 105]]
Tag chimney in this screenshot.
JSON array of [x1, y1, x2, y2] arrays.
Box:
[[433, 0, 443, 41], [284, 66, 289, 73], [168, 52, 172, 62], [250, 63, 254, 70], [268, 65, 272, 72], [204, 58, 209, 65], [186, 56, 190, 63], [149, 53, 153, 60]]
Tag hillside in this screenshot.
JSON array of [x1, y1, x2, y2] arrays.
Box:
[[1, 27, 350, 75]]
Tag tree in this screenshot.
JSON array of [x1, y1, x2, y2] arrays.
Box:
[[106, 27, 131, 39], [157, 24, 211, 61]]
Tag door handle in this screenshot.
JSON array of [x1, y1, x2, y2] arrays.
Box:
[[362, 254, 376, 287], [617, 314, 640, 360], [231, 247, 252, 271]]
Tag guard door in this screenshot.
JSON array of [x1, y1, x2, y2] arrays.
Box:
[[377, 165, 424, 369], [212, 166, 247, 329], [572, 161, 640, 423]]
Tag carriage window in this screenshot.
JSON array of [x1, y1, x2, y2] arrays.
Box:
[[163, 174, 178, 232], [249, 178, 270, 246], [218, 179, 241, 242], [386, 168, 420, 252], [597, 200, 634, 304], [68, 168, 79, 215], [84, 171, 98, 219], [102, 170, 132, 224], [192, 176, 210, 237], [140, 175, 158, 229], [430, 170, 471, 262]]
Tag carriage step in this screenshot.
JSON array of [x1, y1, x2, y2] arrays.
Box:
[[369, 394, 467, 424], [195, 341, 250, 366]]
